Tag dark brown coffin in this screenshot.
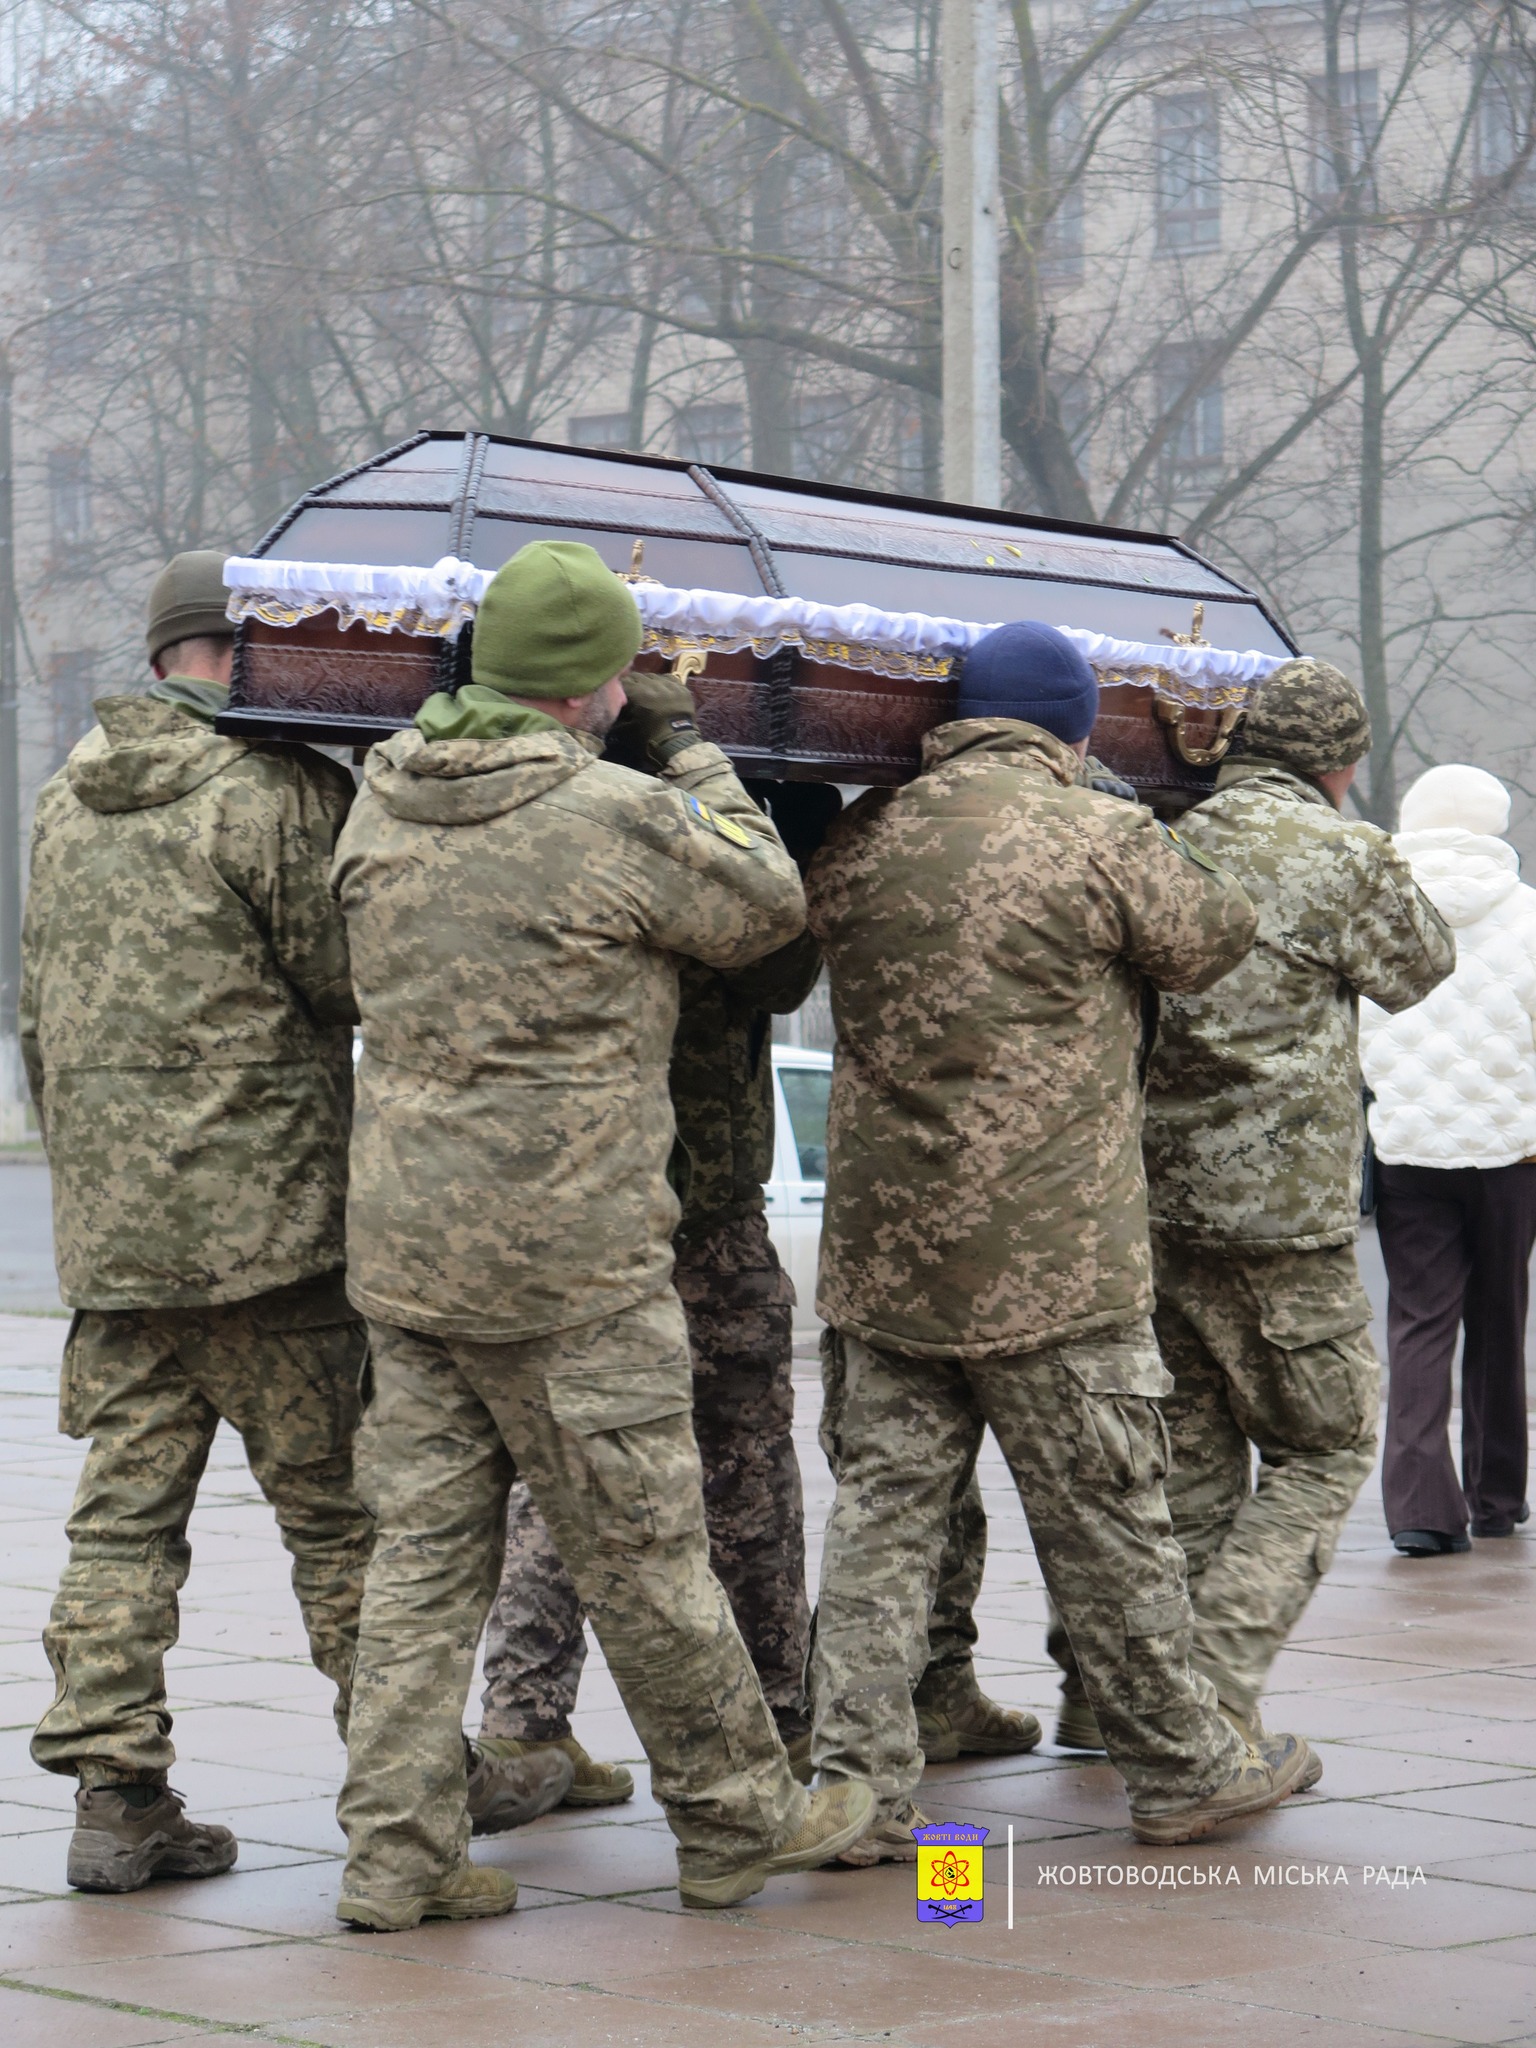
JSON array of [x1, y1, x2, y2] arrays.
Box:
[[220, 431, 1295, 794]]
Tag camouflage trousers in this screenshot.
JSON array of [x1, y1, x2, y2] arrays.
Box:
[[817, 1327, 985, 1718], [339, 1290, 805, 1901], [32, 1273, 371, 1786], [479, 1213, 812, 1743], [811, 1319, 1243, 1821], [1054, 1238, 1379, 1724]]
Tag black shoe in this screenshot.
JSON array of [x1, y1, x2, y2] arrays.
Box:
[[1472, 1500, 1529, 1537], [1392, 1529, 1471, 1556]]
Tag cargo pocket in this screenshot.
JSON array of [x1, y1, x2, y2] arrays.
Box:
[[57, 1311, 89, 1439], [545, 1363, 698, 1550], [250, 1271, 366, 1458], [1247, 1256, 1376, 1452], [1125, 1592, 1195, 1711], [1063, 1341, 1174, 1495]]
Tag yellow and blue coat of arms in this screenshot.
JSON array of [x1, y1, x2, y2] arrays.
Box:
[[914, 1821, 987, 1923]]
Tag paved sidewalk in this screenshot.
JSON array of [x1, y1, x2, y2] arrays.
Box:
[[2, 1311, 1536, 2047]]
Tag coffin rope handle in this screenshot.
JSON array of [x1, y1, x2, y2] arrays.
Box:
[[1155, 695, 1241, 767]]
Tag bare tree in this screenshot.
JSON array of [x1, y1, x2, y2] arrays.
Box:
[[4, 0, 1536, 832]]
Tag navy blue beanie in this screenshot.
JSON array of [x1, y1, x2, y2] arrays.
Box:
[[956, 621, 1099, 743]]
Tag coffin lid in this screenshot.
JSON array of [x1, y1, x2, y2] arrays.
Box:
[[246, 429, 1297, 663]]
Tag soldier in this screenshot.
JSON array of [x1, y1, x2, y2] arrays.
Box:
[[1057, 661, 1454, 1752], [20, 552, 375, 1892], [807, 620, 1316, 1853], [822, 747, 1150, 1772], [330, 539, 874, 1931], [474, 905, 824, 1803]]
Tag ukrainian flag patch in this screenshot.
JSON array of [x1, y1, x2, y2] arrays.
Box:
[[684, 793, 755, 848]]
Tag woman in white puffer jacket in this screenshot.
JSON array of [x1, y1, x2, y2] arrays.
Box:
[[1360, 764, 1536, 1556]]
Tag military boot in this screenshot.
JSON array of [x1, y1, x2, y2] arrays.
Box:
[[1218, 1700, 1322, 1791], [67, 1783, 237, 1893], [465, 1738, 574, 1835], [1129, 1731, 1314, 1845], [835, 1799, 928, 1867], [474, 1734, 632, 1810], [679, 1780, 877, 1909], [1054, 1697, 1107, 1752], [918, 1697, 1041, 1762], [339, 1863, 519, 1931]]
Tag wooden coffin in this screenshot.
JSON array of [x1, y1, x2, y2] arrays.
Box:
[[218, 431, 1296, 798]]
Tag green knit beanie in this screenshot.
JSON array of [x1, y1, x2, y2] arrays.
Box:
[[146, 550, 234, 665], [471, 540, 642, 698]]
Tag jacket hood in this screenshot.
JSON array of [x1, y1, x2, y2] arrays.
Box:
[[920, 717, 1081, 783], [66, 695, 249, 813], [1396, 826, 1520, 928], [1214, 757, 1331, 808], [1399, 763, 1510, 837], [365, 722, 601, 825]]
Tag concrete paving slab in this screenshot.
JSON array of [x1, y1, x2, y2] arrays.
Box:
[[1, 1265, 1534, 2048]]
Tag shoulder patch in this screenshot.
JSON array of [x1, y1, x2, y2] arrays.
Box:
[[683, 792, 755, 849], [1156, 820, 1224, 875]]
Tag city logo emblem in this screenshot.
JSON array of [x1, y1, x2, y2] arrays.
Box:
[[914, 1821, 987, 1923]]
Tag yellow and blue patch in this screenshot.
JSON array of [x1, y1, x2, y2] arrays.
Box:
[[684, 793, 755, 848]]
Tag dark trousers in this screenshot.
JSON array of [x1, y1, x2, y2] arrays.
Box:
[[479, 1211, 812, 1743], [1376, 1161, 1536, 1536]]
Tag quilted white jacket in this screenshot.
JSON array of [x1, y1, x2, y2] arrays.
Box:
[[1361, 812, 1536, 1169]]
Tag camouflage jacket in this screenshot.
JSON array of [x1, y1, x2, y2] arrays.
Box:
[[21, 696, 357, 1309], [1145, 760, 1455, 1250], [332, 728, 806, 1341], [671, 934, 822, 1242], [805, 720, 1258, 1359]]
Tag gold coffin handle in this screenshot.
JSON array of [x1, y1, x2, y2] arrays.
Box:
[[1155, 694, 1240, 767], [671, 647, 708, 686]]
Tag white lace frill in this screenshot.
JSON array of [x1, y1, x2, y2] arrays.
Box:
[[223, 555, 1289, 705]]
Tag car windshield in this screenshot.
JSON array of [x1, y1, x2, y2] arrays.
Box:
[[779, 1066, 831, 1181]]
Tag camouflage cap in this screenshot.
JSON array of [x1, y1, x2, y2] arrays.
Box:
[[1240, 658, 1371, 775]]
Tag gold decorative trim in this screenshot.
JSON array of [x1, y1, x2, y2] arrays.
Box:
[[229, 591, 1259, 708], [228, 592, 466, 638]]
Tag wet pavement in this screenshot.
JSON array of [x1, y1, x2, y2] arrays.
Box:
[[0, 1159, 63, 1315], [2, 1310, 1536, 2047]]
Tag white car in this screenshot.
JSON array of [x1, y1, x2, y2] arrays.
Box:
[[765, 1044, 832, 1332]]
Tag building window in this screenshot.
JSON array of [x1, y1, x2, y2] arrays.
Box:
[[1310, 69, 1379, 204], [1155, 94, 1221, 252], [791, 392, 855, 480], [48, 448, 92, 558], [675, 401, 746, 469], [44, 240, 94, 375], [49, 650, 97, 766], [569, 411, 632, 451], [1053, 372, 1092, 460], [1478, 54, 1536, 193], [1041, 94, 1085, 281], [1157, 346, 1223, 473]]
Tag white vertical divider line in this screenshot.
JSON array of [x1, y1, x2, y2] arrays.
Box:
[[1007, 1822, 1014, 1928]]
